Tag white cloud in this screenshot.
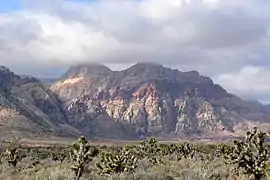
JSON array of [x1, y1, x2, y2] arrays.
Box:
[[0, 0, 269, 100], [214, 66, 270, 101]]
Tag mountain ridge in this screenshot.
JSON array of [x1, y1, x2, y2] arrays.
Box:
[[50, 63, 270, 140], [0, 63, 269, 140], [0, 65, 133, 140]]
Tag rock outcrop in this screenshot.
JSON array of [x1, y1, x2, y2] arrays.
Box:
[[1, 63, 269, 140], [0, 66, 82, 140], [50, 63, 270, 139], [0, 65, 137, 140]]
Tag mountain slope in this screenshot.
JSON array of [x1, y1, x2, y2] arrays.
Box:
[[51, 63, 270, 139], [1, 63, 268, 141], [0, 66, 132, 140], [0, 66, 81, 140], [264, 104, 270, 114]]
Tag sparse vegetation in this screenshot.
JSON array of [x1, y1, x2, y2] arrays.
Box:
[[1, 127, 270, 180], [70, 135, 99, 180], [2, 141, 22, 168], [218, 127, 270, 180]]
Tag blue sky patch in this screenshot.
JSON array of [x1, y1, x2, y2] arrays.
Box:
[[0, 0, 21, 12]]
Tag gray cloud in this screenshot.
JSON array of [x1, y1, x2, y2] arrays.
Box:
[[0, 0, 270, 101], [0, 14, 42, 50], [214, 66, 270, 102]]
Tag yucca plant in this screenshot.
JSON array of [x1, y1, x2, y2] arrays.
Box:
[[70, 135, 99, 180], [2, 141, 22, 168], [223, 127, 270, 180]]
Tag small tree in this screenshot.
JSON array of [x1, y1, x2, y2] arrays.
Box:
[[223, 127, 270, 180], [70, 135, 99, 180]]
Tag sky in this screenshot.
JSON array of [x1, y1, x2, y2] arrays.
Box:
[[0, 0, 20, 12], [0, 0, 270, 103]]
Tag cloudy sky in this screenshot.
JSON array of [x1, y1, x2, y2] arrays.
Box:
[[0, 0, 270, 103]]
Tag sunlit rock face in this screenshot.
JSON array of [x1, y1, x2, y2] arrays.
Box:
[[51, 63, 270, 139]]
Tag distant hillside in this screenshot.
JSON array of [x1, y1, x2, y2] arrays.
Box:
[[20, 75, 58, 86], [37, 77, 58, 85], [50, 63, 270, 140], [0, 66, 131, 140], [1, 63, 270, 141], [264, 104, 270, 114]]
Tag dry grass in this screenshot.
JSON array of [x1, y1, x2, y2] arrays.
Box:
[[0, 155, 252, 180], [0, 139, 269, 180]]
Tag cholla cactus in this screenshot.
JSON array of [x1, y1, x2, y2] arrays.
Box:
[[158, 144, 173, 156], [138, 137, 164, 165], [172, 142, 197, 160], [215, 143, 234, 158], [223, 127, 270, 180], [2, 142, 22, 168], [70, 135, 99, 180], [96, 148, 138, 174], [50, 148, 68, 162], [137, 138, 197, 164]]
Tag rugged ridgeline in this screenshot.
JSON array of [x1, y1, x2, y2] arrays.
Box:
[[0, 66, 81, 140], [264, 104, 270, 114], [0, 66, 130, 140], [50, 63, 270, 140], [1, 63, 270, 140]]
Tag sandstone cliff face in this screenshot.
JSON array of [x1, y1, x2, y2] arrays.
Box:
[[0, 65, 138, 140], [51, 63, 270, 139], [1, 63, 268, 140], [64, 94, 135, 139]]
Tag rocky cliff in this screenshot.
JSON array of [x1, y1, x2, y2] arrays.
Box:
[[0, 66, 81, 140], [0, 66, 132, 140], [50, 63, 270, 139], [0, 63, 269, 140]]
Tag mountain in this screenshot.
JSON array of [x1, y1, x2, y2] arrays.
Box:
[[0, 66, 81, 140], [20, 75, 58, 86], [0, 66, 131, 141], [50, 63, 270, 140], [36, 77, 58, 86], [264, 104, 270, 114], [1, 63, 269, 141]]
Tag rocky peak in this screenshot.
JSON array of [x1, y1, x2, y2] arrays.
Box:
[[50, 63, 270, 139], [0, 66, 12, 74], [123, 62, 173, 80], [51, 63, 228, 102], [20, 76, 42, 84], [127, 62, 164, 70], [62, 63, 112, 78], [0, 65, 21, 90]]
